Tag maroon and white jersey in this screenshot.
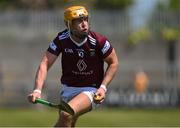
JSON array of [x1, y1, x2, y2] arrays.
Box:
[[47, 29, 113, 88]]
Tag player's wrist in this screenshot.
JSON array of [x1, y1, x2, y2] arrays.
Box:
[[33, 89, 41, 94], [100, 84, 107, 93]]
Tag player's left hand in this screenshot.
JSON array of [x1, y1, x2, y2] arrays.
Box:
[[93, 87, 106, 104]]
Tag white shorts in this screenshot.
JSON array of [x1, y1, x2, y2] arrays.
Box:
[[60, 84, 98, 109]]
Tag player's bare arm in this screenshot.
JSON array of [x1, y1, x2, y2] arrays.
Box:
[[94, 49, 119, 103], [28, 51, 58, 103], [102, 48, 119, 86]]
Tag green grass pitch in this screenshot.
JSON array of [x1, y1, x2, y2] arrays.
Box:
[[0, 107, 180, 127]]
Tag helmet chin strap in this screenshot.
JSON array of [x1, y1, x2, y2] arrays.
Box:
[[67, 21, 71, 32]]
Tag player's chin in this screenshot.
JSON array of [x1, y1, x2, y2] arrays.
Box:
[[82, 29, 89, 34], [79, 32, 88, 38], [81, 31, 88, 35]]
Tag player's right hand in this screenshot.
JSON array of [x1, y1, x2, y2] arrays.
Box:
[[27, 91, 41, 103]]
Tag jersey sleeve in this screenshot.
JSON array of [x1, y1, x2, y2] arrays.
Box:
[[98, 37, 113, 59], [47, 34, 62, 56]]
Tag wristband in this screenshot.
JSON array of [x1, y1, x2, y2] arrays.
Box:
[[33, 89, 41, 94], [100, 84, 107, 92]]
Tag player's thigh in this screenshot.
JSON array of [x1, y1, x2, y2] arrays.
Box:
[[68, 92, 92, 116]]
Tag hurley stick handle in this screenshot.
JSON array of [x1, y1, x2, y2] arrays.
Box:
[[35, 98, 51, 107]]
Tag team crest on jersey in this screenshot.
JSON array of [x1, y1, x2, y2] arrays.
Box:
[[78, 51, 84, 58], [76, 49, 84, 58], [89, 49, 96, 56]]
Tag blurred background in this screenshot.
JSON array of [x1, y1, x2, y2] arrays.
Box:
[[0, 0, 180, 126]]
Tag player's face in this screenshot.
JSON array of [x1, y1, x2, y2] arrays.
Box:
[[71, 17, 89, 38]]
